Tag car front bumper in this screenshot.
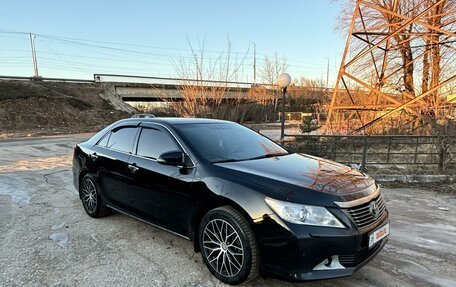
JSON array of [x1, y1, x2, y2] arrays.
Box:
[[254, 212, 389, 282], [290, 238, 387, 281]]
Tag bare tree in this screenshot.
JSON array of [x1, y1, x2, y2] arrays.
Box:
[[170, 37, 252, 122], [259, 53, 289, 86], [257, 54, 289, 120]]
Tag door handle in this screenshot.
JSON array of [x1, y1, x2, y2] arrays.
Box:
[[90, 153, 98, 160], [128, 164, 139, 173]]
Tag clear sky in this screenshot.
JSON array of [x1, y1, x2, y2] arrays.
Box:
[[0, 0, 346, 85]]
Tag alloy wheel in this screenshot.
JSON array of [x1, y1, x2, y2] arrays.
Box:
[[202, 218, 245, 277], [81, 178, 98, 214]]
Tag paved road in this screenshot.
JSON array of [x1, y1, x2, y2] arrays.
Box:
[[0, 135, 455, 287]]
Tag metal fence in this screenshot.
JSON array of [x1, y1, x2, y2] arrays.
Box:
[[282, 135, 456, 172]]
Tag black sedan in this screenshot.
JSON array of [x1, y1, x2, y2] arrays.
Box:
[[72, 117, 389, 285]]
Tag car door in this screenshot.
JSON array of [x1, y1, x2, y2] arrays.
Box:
[[91, 125, 139, 210], [127, 125, 196, 236]]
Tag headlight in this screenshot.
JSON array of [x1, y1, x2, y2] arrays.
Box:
[[265, 197, 345, 228]]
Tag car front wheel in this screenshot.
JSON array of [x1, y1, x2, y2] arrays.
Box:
[[199, 206, 258, 285]]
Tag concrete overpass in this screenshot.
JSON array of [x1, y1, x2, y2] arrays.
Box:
[[94, 73, 333, 102], [95, 74, 255, 102], [113, 83, 252, 102], [0, 74, 331, 102]]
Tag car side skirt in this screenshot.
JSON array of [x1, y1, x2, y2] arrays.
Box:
[[106, 204, 191, 241]]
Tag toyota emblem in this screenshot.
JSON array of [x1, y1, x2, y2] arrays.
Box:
[[369, 201, 380, 219]]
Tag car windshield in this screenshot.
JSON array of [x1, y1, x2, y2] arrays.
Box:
[[176, 123, 288, 163]]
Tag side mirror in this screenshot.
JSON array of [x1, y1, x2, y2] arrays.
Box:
[[157, 151, 185, 166]]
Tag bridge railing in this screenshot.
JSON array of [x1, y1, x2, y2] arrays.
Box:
[[94, 73, 256, 88]]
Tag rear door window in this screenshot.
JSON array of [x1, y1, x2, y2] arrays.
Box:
[[136, 127, 180, 159], [106, 127, 138, 153], [97, 133, 110, 147]]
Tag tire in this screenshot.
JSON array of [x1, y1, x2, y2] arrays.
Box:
[[79, 174, 111, 218], [199, 206, 259, 285]]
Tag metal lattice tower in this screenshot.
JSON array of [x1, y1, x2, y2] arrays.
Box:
[[326, 0, 455, 134]]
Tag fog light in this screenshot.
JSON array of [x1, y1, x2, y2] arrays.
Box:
[[324, 256, 333, 267]]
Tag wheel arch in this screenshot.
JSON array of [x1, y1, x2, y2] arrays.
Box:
[[190, 195, 258, 253]]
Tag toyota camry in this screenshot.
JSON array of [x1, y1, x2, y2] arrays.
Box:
[[72, 117, 389, 284]]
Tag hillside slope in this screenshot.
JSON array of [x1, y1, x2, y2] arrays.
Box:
[[0, 80, 135, 138]]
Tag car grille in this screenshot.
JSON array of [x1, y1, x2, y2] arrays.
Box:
[[339, 244, 381, 267], [345, 195, 387, 229]]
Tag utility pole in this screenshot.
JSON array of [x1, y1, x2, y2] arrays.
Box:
[[253, 42, 256, 86], [29, 33, 39, 78], [325, 57, 329, 88]]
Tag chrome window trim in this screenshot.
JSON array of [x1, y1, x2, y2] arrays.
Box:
[[96, 145, 133, 158], [130, 153, 158, 162], [334, 187, 380, 208]]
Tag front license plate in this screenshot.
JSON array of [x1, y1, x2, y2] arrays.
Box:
[[368, 222, 390, 248]]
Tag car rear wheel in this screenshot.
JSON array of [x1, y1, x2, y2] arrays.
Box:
[[199, 206, 258, 285], [80, 174, 110, 218]]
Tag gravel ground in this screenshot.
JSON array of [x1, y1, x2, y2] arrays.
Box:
[[0, 135, 455, 287]]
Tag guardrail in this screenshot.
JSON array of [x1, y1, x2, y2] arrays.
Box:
[[282, 134, 456, 172], [0, 75, 94, 83]]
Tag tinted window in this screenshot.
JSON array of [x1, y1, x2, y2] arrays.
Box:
[[136, 128, 180, 159], [176, 123, 288, 163], [97, 132, 110, 147], [106, 127, 137, 153]]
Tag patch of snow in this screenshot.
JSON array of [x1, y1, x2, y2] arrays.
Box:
[[0, 182, 30, 204], [415, 223, 456, 232], [90, 233, 102, 242], [51, 222, 65, 230], [420, 238, 438, 244], [49, 232, 69, 248]]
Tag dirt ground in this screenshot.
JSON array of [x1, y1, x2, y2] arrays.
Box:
[[0, 134, 455, 287], [0, 80, 133, 139]]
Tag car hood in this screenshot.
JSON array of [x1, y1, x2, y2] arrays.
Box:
[[214, 153, 377, 203]]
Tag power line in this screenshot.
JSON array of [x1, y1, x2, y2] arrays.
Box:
[[38, 39, 91, 74], [0, 29, 29, 35], [38, 36, 255, 62], [0, 29, 328, 67], [0, 29, 254, 58], [0, 28, 331, 81]]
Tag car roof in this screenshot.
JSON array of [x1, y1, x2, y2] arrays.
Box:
[[119, 117, 233, 126]]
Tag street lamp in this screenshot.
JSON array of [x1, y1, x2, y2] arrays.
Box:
[[278, 73, 291, 141]]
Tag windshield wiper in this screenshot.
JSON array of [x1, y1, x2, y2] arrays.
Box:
[[247, 153, 289, 161], [245, 153, 289, 161], [212, 153, 288, 164]]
